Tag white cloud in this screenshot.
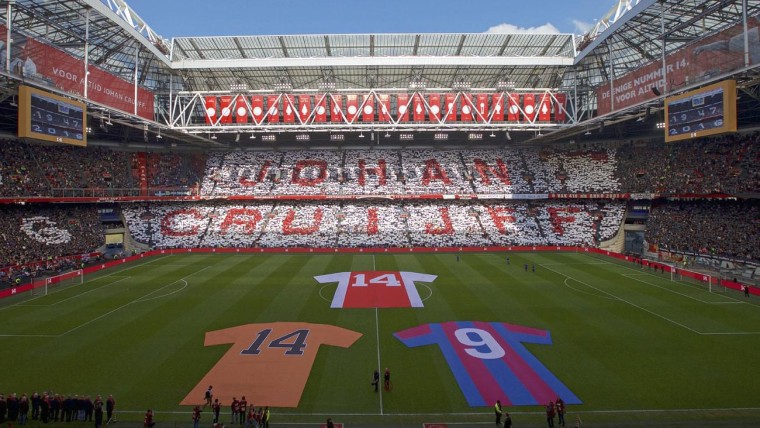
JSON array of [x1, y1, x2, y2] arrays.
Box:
[[484, 22, 560, 34], [572, 19, 594, 35]]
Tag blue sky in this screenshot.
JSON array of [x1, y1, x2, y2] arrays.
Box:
[[121, 0, 614, 39]]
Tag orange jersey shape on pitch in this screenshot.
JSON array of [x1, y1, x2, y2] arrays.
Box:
[[181, 322, 362, 407]]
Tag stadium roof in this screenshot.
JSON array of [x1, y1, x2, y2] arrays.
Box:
[[577, 0, 760, 88], [0, 0, 759, 147]]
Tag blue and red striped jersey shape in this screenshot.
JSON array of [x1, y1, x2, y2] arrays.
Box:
[[394, 321, 581, 407]]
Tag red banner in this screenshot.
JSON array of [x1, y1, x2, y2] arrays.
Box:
[[235, 97, 248, 123], [314, 95, 327, 122], [537, 93, 551, 122], [267, 96, 279, 123], [428, 93, 441, 122], [412, 94, 425, 122], [251, 95, 264, 123], [297, 95, 311, 123], [475, 94, 489, 122], [397, 94, 410, 122], [444, 94, 457, 122], [283, 95, 296, 123], [596, 16, 760, 115], [137, 152, 148, 196], [378, 94, 391, 122], [346, 95, 359, 123], [554, 93, 567, 122], [219, 96, 233, 124], [0, 26, 155, 120], [507, 93, 520, 121], [330, 95, 343, 122], [460, 94, 473, 121], [492, 93, 505, 121], [204, 96, 217, 125], [362, 95, 375, 122], [523, 93, 535, 121]]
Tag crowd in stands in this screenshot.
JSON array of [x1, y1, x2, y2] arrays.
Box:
[[615, 133, 760, 194], [120, 201, 626, 250], [0, 141, 133, 196], [0, 134, 757, 272], [0, 204, 102, 270], [0, 140, 205, 197], [646, 200, 760, 262], [141, 152, 207, 188], [198, 147, 621, 197], [1, 135, 758, 197], [1, 197, 759, 277]]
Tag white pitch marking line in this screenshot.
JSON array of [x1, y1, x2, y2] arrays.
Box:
[[540, 263, 703, 334], [58, 265, 211, 337], [621, 274, 721, 304], [375, 307, 384, 416]]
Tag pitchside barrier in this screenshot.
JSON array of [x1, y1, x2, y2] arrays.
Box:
[[0, 246, 754, 300]]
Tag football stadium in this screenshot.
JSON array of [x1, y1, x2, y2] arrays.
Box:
[[1, 1, 760, 427]]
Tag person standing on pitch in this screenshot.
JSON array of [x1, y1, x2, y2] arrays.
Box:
[[546, 401, 556, 428], [94, 398, 103, 428], [192, 405, 202, 428], [204, 386, 213, 408], [230, 397, 239, 424], [556, 397, 566, 427], [212, 399, 221, 423], [372, 369, 380, 392], [238, 397, 247, 426], [262, 407, 270, 428], [384, 368, 391, 391], [143, 409, 155, 428], [494, 400, 503, 426], [105, 395, 115, 424]]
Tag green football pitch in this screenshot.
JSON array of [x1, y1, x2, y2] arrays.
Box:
[[2, 251, 760, 427]]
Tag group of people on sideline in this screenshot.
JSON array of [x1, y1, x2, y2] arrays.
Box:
[[494, 397, 572, 427], [0, 393, 115, 427], [197, 387, 270, 428]]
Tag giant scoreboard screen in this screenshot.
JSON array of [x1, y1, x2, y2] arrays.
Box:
[[18, 85, 87, 146], [664, 80, 736, 143]]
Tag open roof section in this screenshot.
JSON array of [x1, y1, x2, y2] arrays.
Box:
[[169, 32, 577, 92]]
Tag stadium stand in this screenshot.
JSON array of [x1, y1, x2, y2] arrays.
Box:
[[0, 204, 102, 269], [2, 137, 758, 198], [1, 137, 758, 279], [646, 200, 760, 262], [119, 200, 625, 249]]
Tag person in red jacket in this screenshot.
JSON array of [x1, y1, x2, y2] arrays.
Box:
[[230, 397, 239, 424], [546, 401, 556, 428], [192, 405, 202, 428], [211, 399, 221, 424], [143, 409, 155, 428], [237, 397, 247, 426], [555, 397, 566, 427]]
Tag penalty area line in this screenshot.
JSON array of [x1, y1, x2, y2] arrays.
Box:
[[540, 263, 703, 335], [57, 265, 211, 337]]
